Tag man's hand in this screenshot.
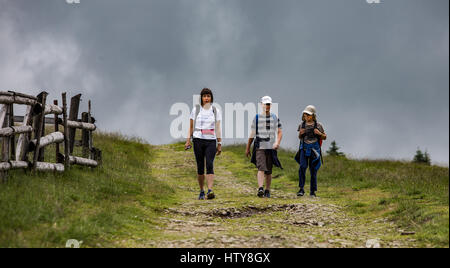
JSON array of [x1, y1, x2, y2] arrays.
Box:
[[314, 128, 323, 136], [245, 147, 251, 158], [272, 143, 280, 150]]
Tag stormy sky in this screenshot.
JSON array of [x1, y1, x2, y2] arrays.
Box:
[[0, 0, 448, 165]]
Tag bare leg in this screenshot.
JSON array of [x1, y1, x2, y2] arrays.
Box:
[[198, 174, 205, 191], [206, 174, 214, 190], [265, 174, 272, 190], [257, 171, 265, 188]]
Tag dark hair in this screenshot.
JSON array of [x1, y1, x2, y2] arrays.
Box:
[[200, 88, 214, 106]]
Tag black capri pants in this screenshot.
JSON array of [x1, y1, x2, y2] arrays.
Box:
[[193, 138, 217, 175]]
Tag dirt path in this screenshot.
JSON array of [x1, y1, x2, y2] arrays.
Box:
[[147, 144, 414, 248]]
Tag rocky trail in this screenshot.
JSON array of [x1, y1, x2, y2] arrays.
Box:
[[146, 144, 416, 248]]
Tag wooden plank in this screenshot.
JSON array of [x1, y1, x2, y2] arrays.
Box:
[[58, 153, 98, 167], [88, 100, 93, 159], [66, 120, 96, 131], [0, 105, 7, 128], [0, 161, 29, 171], [81, 112, 89, 158], [28, 132, 64, 152], [0, 95, 37, 106], [92, 147, 102, 166], [68, 94, 81, 154], [44, 104, 63, 115], [1, 104, 10, 181], [35, 162, 64, 172], [54, 100, 60, 162], [14, 115, 95, 125], [32, 91, 48, 170], [1, 91, 37, 100], [62, 93, 70, 168], [0, 125, 33, 137], [15, 105, 33, 161], [9, 104, 15, 160]]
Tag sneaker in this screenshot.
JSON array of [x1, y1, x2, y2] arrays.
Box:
[[264, 190, 271, 198], [207, 189, 215, 200], [257, 187, 264, 198], [198, 190, 206, 200], [297, 188, 305, 197], [310, 191, 316, 197]]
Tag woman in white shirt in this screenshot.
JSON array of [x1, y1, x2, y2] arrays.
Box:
[[185, 88, 222, 200]]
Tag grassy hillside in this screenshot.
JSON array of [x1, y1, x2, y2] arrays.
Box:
[[0, 133, 448, 247], [0, 132, 175, 247], [224, 145, 449, 247]]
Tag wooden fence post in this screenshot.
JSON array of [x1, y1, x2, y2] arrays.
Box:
[[1, 104, 10, 182], [81, 112, 89, 159], [9, 104, 16, 160], [88, 100, 93, 160], [62, 93, 70, 169], [54, 100, 60, 162], [32, 91, 48, 171], [68, 94, 81, 154], [16, 105, 33, 161]]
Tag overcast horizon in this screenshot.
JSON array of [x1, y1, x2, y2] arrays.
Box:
[[0, 0, 448, 166]]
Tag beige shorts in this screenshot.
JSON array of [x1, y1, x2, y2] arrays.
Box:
[[255, 149, 273, 175]]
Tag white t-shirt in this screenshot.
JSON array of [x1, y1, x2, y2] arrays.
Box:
[[190, 105, 222, 140]]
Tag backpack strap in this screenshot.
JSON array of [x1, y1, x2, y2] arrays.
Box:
[[255, 114, 259, 137], [301, 120, 320, 143], [194, 104, 201, 131], [213, 106, 217, 124]]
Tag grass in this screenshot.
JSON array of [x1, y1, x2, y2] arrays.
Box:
[[0, 131, 175, 247], [0, 134, 448, 247], [222, 144, 449, 247]]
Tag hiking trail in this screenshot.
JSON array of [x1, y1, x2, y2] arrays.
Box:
[[144, 144, 416, 248]]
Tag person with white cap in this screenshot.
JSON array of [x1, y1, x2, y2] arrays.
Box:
[[294, 105, 327, 197], [246, 96, 283, 198]]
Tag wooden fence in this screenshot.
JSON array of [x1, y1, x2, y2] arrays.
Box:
[[0, 91, 101, 181]]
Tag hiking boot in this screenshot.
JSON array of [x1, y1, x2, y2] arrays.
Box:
[[207, 189, 215, 200], [257, 187, 264, 198], [264, 189, 271, 198], [198, 190, 206, 200], [310, 191, 316, 197], [297, 188, 305, 197]]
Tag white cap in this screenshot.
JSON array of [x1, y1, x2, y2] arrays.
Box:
[[261, 96, 272, 104], [303, 105, 316, 115]]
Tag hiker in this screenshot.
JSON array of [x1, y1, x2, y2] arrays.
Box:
[[185, 88, 222, 200], [245, 96, 283, 198], [295, 105, 326, 197]]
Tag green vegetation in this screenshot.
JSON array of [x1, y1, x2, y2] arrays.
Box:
[[413, 148, 431, 165], [326, 140, 345, 157], [0, 132, 175, 247], [0, 134, 448, 248], [224, 145, 449, 247]]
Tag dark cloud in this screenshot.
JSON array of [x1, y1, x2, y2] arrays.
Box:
[[0, 0, 448, 165]]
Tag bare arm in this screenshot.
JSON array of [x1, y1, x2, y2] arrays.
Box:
[[185, 119, 194, 149], [314, 128, 327, 140], [215, 121, 222, 155], [245, 129, 255, 157], [273, 128, 283, 150]]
